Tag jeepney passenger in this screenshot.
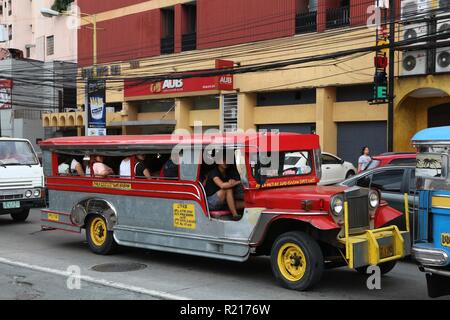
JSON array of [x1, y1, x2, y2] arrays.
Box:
[[58, 156, 70, 175], [119, 156, 131, 177], [134, 154, 151, 178], [162, 153, 179, 178], [92, 155, 114, 177], [70, 157, 85, 176], [204, 163, 244, 220]]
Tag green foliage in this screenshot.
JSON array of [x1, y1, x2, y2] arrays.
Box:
[[51, 0, 74, 12]]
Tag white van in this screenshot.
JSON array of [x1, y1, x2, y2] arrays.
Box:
[[0, 137, 45, 221]]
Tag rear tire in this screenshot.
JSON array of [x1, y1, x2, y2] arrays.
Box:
[[270, 231, 324, 291], [356, 261, 397, 275], [86, 215, 117, 255], [11, 209, 30, 222]]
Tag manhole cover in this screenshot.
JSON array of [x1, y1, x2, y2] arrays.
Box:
[[91, 262, 147, 273]]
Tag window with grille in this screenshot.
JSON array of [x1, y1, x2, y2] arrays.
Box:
[[46, 35, 54, 56]]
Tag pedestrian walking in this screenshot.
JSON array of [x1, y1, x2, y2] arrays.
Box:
[[358, 146, 372, 172]]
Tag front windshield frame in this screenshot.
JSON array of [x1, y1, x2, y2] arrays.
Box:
[[252, 149, 314, 180], [0, 140, 39, 166]]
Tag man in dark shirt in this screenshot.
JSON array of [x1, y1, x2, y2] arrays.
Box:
[[205, 163, 244, 220], [134, 154, 151, 178]]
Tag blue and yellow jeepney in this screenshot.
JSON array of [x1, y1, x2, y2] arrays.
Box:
[[412, 126, 450, 298]]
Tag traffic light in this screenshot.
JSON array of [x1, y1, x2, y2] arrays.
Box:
[[373, 71, 388, 100]]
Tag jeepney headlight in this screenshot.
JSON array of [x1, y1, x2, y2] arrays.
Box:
[[331, 195, 344, 216], [368, 190, 380, 209], [33, 189, 41, 198], [25, 190, 32, 198]]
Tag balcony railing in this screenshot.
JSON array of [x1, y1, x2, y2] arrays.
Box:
[[160, 36, 174, 55], [182, 32, 197, 51], [295, 11, 317, 34], [326, 6, 350, 29]]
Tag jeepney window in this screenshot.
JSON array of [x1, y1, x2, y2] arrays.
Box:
[[0, 140, 38, 166], [416, 145, 450, 190], [257, 150, 312, 178]]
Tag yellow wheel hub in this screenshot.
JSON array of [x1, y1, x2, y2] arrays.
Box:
[[277, 242, 307, 282], [90, 217, 107, 247]]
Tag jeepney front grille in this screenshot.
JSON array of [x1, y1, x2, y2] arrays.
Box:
[[346, 194, 370, 232]]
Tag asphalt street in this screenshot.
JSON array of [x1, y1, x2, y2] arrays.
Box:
[[0, 209, 447, 300]]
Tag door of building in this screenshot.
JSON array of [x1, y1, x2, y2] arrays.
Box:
[[337, 121, 387, 166]]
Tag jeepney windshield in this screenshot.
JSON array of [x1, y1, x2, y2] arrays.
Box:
[[0, 140, 38, 166], [415, 145, 450, 190], [253, 150, 313, 178]]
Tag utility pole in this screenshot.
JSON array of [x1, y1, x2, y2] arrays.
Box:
[[387, 0, 395, 152]]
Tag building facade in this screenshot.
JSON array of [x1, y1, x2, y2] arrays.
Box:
[[0, 0, 78, 149], [42, 0, 450, 164]]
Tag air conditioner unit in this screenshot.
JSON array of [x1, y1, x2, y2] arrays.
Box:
[[402, 23, 428, 46], [401, 50, 427, 76], [436, 16, 450, 73], [401, 0, 430, 20]]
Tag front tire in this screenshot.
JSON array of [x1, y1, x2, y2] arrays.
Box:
[[11, 209, 30, 222], [270, 231, 324, 291], [345, 170, 355, 179], [356, 261, 397, 275], [86, 215, 117, 255]]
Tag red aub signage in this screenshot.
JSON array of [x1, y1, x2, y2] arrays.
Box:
[[124, 60, 234, 98]]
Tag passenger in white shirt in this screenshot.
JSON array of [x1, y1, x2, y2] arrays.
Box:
[[70, 158, 85, 176], [119, 157, 131, 177]]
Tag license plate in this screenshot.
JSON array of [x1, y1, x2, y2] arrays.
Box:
[[441, 233, 450, 248], [2, 201, 20, 209], [380, 245, 394, 259], [47, 213, 59, 222]]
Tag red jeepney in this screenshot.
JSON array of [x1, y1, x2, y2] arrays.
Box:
[[39, 132, 410, 290]]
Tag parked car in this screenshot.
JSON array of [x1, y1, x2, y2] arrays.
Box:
[[319, 152, 357, 185], [339, 165, 417, 233], [365, 152, 416, 171]]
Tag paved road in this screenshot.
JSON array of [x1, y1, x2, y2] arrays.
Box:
[[0, 209, 447, 300]]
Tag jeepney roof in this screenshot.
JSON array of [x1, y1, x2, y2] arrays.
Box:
[[412, 126, 450, 144], [39, 133, 320, 152]]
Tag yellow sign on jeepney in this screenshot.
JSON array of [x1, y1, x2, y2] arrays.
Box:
[[92, 181, 132, 190], [173, 203, 196, 229]]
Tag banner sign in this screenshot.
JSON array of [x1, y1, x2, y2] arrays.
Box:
[[0, 79, 12, 109], [87, 79, 106, 136], [124, 60, 234, 99], [124, 75, 234, 98]]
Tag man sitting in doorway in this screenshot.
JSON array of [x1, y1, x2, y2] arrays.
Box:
[[204, 161, 244, 221]]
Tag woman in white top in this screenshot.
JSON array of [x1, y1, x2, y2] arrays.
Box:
[[358, 146, 372, 172]]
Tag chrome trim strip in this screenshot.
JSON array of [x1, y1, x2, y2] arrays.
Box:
[[48, 183, 202, 201], [262, 210, 328, 216], [114, 225, 250, 244]]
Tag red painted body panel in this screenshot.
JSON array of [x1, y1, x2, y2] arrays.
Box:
[[40, 133, 320, 152], [272, 214, 339, 230], [374, 203, 403, 228]]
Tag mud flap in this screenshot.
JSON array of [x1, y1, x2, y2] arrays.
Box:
[[426, 272, 450, 298]]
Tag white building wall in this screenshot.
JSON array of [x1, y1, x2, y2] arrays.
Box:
[[0, 0, 77, 63]]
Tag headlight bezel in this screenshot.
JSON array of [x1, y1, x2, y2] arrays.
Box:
[[330, 194, 345, 217], [24, 190, 32, 198], [368, 189, 380, 209], [33, 189, 41, 198]]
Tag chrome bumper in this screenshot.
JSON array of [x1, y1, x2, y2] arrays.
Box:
[[412, 247, 449, 267]]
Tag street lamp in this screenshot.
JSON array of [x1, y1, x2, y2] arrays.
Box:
[[40, 7, 98, 136]]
